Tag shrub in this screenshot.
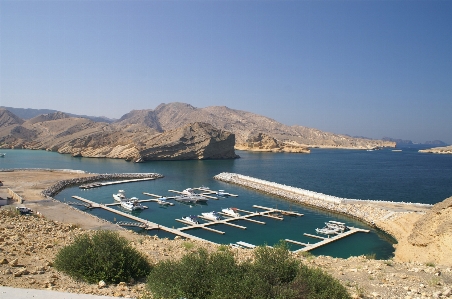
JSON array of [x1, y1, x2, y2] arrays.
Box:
[[54, 230, 151, 284], [146, 242, 350, 299]]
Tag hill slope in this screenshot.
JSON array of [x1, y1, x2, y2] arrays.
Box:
[[117, 102, 395, 150]]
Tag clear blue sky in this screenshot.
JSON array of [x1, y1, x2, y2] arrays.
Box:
[[1, 0, 451, 144]]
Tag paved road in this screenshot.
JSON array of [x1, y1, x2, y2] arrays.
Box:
[[0, 287, 128, 299]]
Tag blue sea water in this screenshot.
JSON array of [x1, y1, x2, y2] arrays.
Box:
[[1, 146, 452, 259]]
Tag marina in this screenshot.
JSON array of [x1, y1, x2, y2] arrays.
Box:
[[70, 190, 371, 254]]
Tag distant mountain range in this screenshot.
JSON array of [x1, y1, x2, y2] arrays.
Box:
[[0, 102, 396, 161], [382, 137, 448, 147], [0, 106, 116, 123]]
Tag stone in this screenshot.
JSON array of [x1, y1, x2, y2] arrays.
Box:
[[0, 258, 8, 264], [98, 280, 107, 288], [10, 258, 18, 266]]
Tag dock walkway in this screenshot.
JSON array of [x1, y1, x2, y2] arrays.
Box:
[[80, 177, 156, 189]]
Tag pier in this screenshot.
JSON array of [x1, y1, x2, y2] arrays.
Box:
[[286, 227, 370, 253]]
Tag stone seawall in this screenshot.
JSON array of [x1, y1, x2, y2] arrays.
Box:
[[41, 172, 164, 197], [214, 172, 431, 237]]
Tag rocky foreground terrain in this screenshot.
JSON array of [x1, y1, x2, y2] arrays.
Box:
[[0, 103, 395, 160], [1, 210, 451, 299]]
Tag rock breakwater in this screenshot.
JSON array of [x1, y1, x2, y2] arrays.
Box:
[[214, 172, 431, 235], [41, 172, 164, 197]]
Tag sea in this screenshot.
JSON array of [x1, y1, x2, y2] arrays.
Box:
[[1, 145, 452, 259]]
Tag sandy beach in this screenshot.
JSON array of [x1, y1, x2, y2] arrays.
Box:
[[1, 170, 451, 299]]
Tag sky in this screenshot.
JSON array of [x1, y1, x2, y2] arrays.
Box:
[[1, 1, 451, 144]]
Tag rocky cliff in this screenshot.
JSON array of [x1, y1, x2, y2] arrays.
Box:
[[235, 132, 310, 153], [394, 196, 452, 265], [116, 103, 395, 150], [0, 110, 237, 161]]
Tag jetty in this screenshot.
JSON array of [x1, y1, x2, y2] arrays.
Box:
[[285, 226, 370, 253], [79, 177, 157, 189]]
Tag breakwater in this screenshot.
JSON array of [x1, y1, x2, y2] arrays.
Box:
[[41, 172, 164, 197], [214, 172, 431, 231]]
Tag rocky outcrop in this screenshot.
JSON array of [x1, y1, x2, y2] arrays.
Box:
[[235, 133, 310, 153], [0, 110, 238, 161], [138, 122, 238, 161], [419, 145, 452, 154], [392, 196, 452, 265]]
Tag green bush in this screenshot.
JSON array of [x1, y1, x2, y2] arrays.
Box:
[[54, 230, 151, 284], [146, 242, 350, 299]]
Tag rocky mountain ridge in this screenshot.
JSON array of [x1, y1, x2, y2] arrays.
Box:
[[0, 103, 396, 160], [0, 108, 237, 161]]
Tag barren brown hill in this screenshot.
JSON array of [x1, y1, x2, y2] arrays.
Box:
[[0, 111, 237, 161], [117, 102, 395, 150]]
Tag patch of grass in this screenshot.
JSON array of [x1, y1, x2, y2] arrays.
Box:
[[300, 251, 314, 258], [384, 260, 393, 267], [54, 230, 151, 284], [146, 241, 351, 299], [217, 244, 229, 251], [426, 262, 435, 267], [364, 253, 376, 260], [182, 241, 195, 251]]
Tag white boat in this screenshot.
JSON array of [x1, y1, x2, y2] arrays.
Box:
[[0, 153, 5, 157], [221, 207, 240, 217], [113, 190, 126, 202], [217, 190, 229, 197], [177, 188, 209, 202], [157, 197, 171, 206], [315, 227, 339, 235], [182, 215, 199, 224], [202, 211, 222, 221], [120, 199, 147, 211], [325, 221, 347, 233]]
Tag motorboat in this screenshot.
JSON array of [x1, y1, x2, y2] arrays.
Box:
[[221, 207, 240, 217], [157, 197, 171, 206], [0, 153, 5, 157], [201, 211, 222, 221], [217, 190, 229, 197], [315, 227, 339, 235], [325, 221, 347, 233], [181, 188, 209, 202], [120, 198, 147, 211], [182, 215, 200, 224], [113, 190, 126, 202]]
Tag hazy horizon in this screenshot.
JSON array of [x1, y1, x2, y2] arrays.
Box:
[[1, 1, 451, 144]]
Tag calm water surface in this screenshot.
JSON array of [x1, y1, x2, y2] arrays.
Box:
[[2, 147, 451, 259]]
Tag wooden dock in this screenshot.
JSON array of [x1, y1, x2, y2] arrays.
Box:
[[290, 227, 370, 253], [79, 177, 156, 189], [71, 196, 215, 243]]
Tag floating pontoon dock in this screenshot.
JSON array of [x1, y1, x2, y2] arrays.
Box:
[[79, 178, 157, 189], [286, 227, 370, 253]]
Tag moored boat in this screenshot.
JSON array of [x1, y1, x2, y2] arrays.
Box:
[[120, 199, 147, 211], [221, 207, 240, 217], [157, 197, 171, 206], [201, 211, 222, 221], [182, 215, 200, 224], [113, 190, 126, 202], [0, 153, 5, 157], [217, 190, 229, 197]]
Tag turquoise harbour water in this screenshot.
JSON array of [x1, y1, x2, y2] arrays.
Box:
[[1, 146, 452, 259]]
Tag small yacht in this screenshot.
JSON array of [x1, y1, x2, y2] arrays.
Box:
[[0, 153, 5, 158], [325, 221, 347, 233], [182, 215, 199, 224], [157, 197, 171, 206], [120, 198, 147, 211], [201, 211, 222, 221], [315, 227, 338, 235], [113, 190, 126, 202], [221, 207, 240, 217], [217, 190, 229, 197]]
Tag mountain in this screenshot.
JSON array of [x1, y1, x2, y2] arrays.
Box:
[[382, 137, 414, 146], [424, 140, 448, 146], [117, 103, 395, 150], [0, 110, 237, 161], [0, 106, 115, 123]]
